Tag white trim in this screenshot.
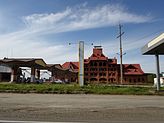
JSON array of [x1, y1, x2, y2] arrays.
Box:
[[148, 33, 164, 48]]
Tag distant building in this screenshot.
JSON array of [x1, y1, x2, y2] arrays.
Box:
[[61, 46, 150, 84], [0, 47, 152, 84]]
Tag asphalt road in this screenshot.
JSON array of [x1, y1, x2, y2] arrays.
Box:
[[0, 93, 164, 123]]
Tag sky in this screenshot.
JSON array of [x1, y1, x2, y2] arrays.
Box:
[[0, 0, 163, 73]]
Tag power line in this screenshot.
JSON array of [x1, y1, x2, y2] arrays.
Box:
[[131, 28, 164, 42]]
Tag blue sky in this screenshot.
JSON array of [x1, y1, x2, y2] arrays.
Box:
[[0, 0, 163, 73]]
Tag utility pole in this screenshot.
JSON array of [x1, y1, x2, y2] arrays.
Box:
[[117, 24, 124, 84]]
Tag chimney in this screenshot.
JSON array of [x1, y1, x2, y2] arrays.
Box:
[[93, 46, 103, 56]]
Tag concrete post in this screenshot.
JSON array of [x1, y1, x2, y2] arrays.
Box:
[[0, 73, 2, 82], [31, 67, 35, 82], [10, 72, 14, 82], [51, 69, 55, 82], [36, 69, 40, 79], [10, 67, 17, 82], [79, 41, 84, 86], [155, 54, 160, 91]]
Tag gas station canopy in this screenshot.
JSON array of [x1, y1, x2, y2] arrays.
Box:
[[142, 33, 164, 55], [0, 58, 46, 69], [141, 33, 164, 91]]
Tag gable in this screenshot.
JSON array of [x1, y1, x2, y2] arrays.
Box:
[[125, 64, 137, 69]]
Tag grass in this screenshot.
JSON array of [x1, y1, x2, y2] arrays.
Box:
[[0, 83, 163, 95]]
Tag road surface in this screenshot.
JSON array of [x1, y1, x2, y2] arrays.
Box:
[[0, 93, 164, 123]]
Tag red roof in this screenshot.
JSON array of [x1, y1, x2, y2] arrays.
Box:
[[123, 64, 144, 75], [61, 47, 145, 76], [62, 62, 79, 72], [88, 46, 108, 61]]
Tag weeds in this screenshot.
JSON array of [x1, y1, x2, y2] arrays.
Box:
[[0, 83, 163, 95]]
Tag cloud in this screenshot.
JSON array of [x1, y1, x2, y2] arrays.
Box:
[[0, 3, 153, 68], [22, 4, 152, 34]]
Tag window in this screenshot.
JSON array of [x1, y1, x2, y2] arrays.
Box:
[[99, 62, 102, 66], [84, 68, 88, 71], [94, 62, 97, 66], [99, 73, 102, 76], [103, 73, 106, 76], [129, 79, 131, 83], [134, 79, 136, 82], [103, 62, 106, 66]]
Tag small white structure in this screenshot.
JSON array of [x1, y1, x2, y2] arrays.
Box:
[[154, 77, 164, 87]]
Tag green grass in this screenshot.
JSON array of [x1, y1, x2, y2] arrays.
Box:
[[0, 83, 163, 95]]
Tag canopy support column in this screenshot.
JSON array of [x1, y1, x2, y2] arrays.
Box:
[[10, 67, 18, 82], [31, 67, 35, 82], [155, 54, 160, 91]]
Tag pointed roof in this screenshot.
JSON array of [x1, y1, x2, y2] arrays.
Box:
[[88, 46, 108, 60], [62, 62, 79, 72], [123, 64, 144, 75]]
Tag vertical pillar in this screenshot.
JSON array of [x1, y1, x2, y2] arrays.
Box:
[[10, 67, 18, 82], [10, 69, 14, 82], [79, 41, 84, 86], [36, 69, 40, 79], [0, 73, 2, 82], [31, 67, 35, 82], [155, 54, 160, 91], [51, 69, 54, 82]]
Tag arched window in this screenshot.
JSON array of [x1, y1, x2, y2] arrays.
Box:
[[134, 79, 136, 82], [103, 73, 106, 76], [99, 78, 107, 82], [142, 78, 145, 82], [90, 78, 97, 82], [129, 79, 131, 83]]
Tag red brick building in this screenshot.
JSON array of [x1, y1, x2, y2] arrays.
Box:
[[61, 46, 149, 84]]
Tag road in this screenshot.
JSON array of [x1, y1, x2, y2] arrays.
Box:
[[0, 93, 164, 123]]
